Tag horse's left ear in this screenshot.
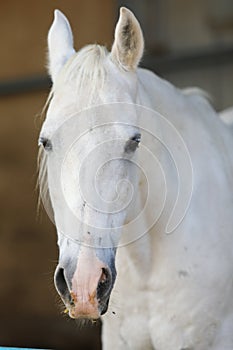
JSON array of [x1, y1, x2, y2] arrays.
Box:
[[47, 10, 75, 82], [111, 7, 144, 71]]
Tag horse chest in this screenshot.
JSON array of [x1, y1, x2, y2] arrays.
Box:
[[111, 231, 233, 350], [110, 274, 224, 350]]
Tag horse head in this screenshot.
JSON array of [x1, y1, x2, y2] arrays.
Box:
[[39, 7, 144, 319]]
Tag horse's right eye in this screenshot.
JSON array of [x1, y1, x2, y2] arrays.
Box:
[[38, 137, 52, 151], [124, 133, 141, 153]]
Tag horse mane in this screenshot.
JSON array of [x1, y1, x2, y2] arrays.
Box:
[[37, 44, 109, 215], [37, 145, 51, 215], [182, 87, 214, 106]]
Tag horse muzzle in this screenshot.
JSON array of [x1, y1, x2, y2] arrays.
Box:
[[54, 247, 115, 319]]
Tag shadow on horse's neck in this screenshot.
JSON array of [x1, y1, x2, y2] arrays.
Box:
[[120, 190, 153, 278]]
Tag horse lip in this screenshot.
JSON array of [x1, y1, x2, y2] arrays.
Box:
[[63, 300, 101, 320], [68, 306, 100, 320], [62, 293, 110, 319], [62, 290, 100, 320]]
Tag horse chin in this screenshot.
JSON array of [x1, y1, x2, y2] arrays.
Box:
[[68, 309, 100, 320]]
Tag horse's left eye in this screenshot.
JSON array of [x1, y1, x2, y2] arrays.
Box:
[[124, 133, 141, 153], [38, 137, 52, 151]]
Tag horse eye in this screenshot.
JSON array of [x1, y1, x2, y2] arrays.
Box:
[[38, 137, 52, 151], [130, 133, 141, 143], [124, 133, 141, 153]]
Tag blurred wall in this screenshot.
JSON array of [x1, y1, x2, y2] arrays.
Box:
[[0, 1, 116, 349], [120, 0, 233, 110]]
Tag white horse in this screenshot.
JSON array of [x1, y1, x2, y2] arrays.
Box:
[[38, 7, 233, 350]]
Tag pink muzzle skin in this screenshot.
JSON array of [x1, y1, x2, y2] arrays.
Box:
[[68, 245, 108, 319]]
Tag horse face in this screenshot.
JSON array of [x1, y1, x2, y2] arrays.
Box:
[[39, 7, 144, 319], [42, 106, 141, 318]]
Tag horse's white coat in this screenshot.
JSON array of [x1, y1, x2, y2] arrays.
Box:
[[103, 70, 233, 350], [219, 106, 233, 126], [39, 7, 233, 350]]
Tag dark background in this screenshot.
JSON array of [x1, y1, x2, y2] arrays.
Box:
[[0, 1, 232, 349]]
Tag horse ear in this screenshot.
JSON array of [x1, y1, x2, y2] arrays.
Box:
[[47, 10, 75, 82], [111, 7, 144, 71]]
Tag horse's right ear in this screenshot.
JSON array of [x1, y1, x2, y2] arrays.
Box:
[[47, 10, 75, 82], [111, 7, 144, 71]]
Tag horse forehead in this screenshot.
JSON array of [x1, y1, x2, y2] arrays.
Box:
[[42, 102, 139, 144], [48, 59, 136, 109], [42, 67, 138, 135]]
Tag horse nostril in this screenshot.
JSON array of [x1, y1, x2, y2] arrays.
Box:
[[54, 267, 70, 302], [100, 268, 108, 283], [100, 298, 110, 316], [97, 268, 111, 300]]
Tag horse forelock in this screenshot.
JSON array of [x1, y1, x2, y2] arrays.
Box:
[[53, 44, 108, 96]]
